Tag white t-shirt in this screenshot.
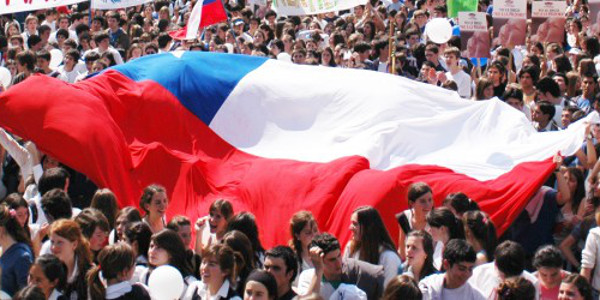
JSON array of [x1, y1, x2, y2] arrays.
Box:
[[468, 261, 540, 299], [342, 243, 402, 287], [419, 273, 485, 300], [445, 70, 472, 98]]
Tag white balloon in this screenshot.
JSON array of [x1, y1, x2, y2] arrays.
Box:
[[49, 49, 63, 70], [0, 67, 11, 90], [148, 265, 185, 300], [425, 18, 453, 44]]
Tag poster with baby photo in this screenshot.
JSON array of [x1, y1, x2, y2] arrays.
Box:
[[492, 0, 527, 47], [530, 1, 567, 44], [589, 0, 600, 36], [458, 12, 490, 58]]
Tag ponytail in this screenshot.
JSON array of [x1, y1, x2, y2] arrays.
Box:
[[232, 251, 245, 284], [86, 265, 105, 300]]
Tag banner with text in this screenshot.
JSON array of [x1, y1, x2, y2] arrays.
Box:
[[1, 0, 86, 15], [459, 12, 490, 58], [492, 0, 527, 47], [272, 0, 367, 16], [531, 1, 567, 44], [92, 0, 153, 10], [590, 0, 600, 36]]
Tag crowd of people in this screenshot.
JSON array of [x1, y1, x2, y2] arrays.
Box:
[[2, 0, 600, 299]]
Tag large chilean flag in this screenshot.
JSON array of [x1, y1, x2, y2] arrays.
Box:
[[0, 52, 593, 248]]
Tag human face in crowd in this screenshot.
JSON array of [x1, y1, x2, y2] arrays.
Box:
[[50, 233, 77, 263], [297, 221, 318, 250], [427, 226, 447, 244], [405, 236, 427, 268], [115, 214, 131, 240], [130, 47, 143, 59], [538, 267, 562, 289], [208, 209, 227, 235], [200, 254, 227, 287], [264, 256, 292, 293], [444, 53, 457, 68], [148, 240, 170, 266], [321, 50, 332, 65], [26, 18, 37, 33], [145, 191, 168, 219], [561, 110, 572, 128], [349, 212, 361, 242], [28, 264, 58, 298], [92, 61, 106, 73], [354, 5, 364, 19], [293, 52, 306, 64], [7, 24, 19, 37], [42, 155, 59, 170], [558, 282, 585, 300], [89, 226, 108, 251], [244, 281, 270, 300], [414, 14, 428, 28], [483, 84, 494, 100], [177, 224, 192, 246], [582, 77, 595, 97], [98, 38, 110, 50], [253, 31, 265, 45], [13, 206, 28, 227], [411, 191, 433, 219], [443, 259, 474, 289], [63, 55, 76, 69], [322, 249, 343, 280], [506, 97, 523, 111], [519, 72, 534, 89], [553, 76, 567, 95], [108, 17, 119, 31], [425, 50, 437, 64], [532, 104, 548, 123], [59, 18, 69, 30]]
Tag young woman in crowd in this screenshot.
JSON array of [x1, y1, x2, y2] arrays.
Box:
[[401, 230, 437, 281], [397, 182, 434, 261], [222, 230, 256, 294], [496, 277, 536, 300], [533, 245, 569, 299], [344, 206, 401, 285], [442, 192, 479, 218], [167, 215, 201, 278], [49, 219, 93, 300], [184, 244, 242, 300], [87, 242, 150, 300], [426, 207, 465, 270], [195, 199, 234, 256], [381, 275, 422, 300], [139, 185, 168, 233], [27, 254, 67, 300], [90, 188, 119, 234], [243, 270, 277, 300], [0, 203, 33, 296], [289, 211, 319, 274], [227, 212, 266, 268], [559, 274, 594, 300], [3, 194, 31, 238], [463, 210, 497, 265], [111, 206, 142, 245], [74, 208, 109, 263], [139, 229, 196, 296]]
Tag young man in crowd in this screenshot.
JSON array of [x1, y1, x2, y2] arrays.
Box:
[[419, 239, 484, 299], [297, 233, 385, 299], [264, 246, 297, 300], [469, 241, 539, 299], [443, 47, 472, 98]]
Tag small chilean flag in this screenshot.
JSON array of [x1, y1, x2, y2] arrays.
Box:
[[183, 0, 228, 39]]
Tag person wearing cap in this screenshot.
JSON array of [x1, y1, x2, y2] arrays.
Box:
[[244, 270, 278, 300], [232, 18, 253, 43]]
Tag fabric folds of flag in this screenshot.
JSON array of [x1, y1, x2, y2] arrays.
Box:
[[0, 52, 592, 248]]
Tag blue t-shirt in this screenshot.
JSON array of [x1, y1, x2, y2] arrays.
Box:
[[0, 243, 33, 296]]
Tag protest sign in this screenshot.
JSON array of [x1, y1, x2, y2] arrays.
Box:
[[1, 0, 86, 15], [273, 0, 367, 16], [530, 1, 567, 43], [492, 0, 527, 47], [459, 12, 490, 58]]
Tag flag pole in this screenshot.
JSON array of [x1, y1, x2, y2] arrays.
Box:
[[88, 0, 93, 26]]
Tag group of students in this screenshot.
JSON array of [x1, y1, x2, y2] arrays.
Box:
[[0, 157, 599, 300]]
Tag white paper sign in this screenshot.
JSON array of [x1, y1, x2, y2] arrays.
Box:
[[1, 0, 86, 15], [273, 0, 367, 16]]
